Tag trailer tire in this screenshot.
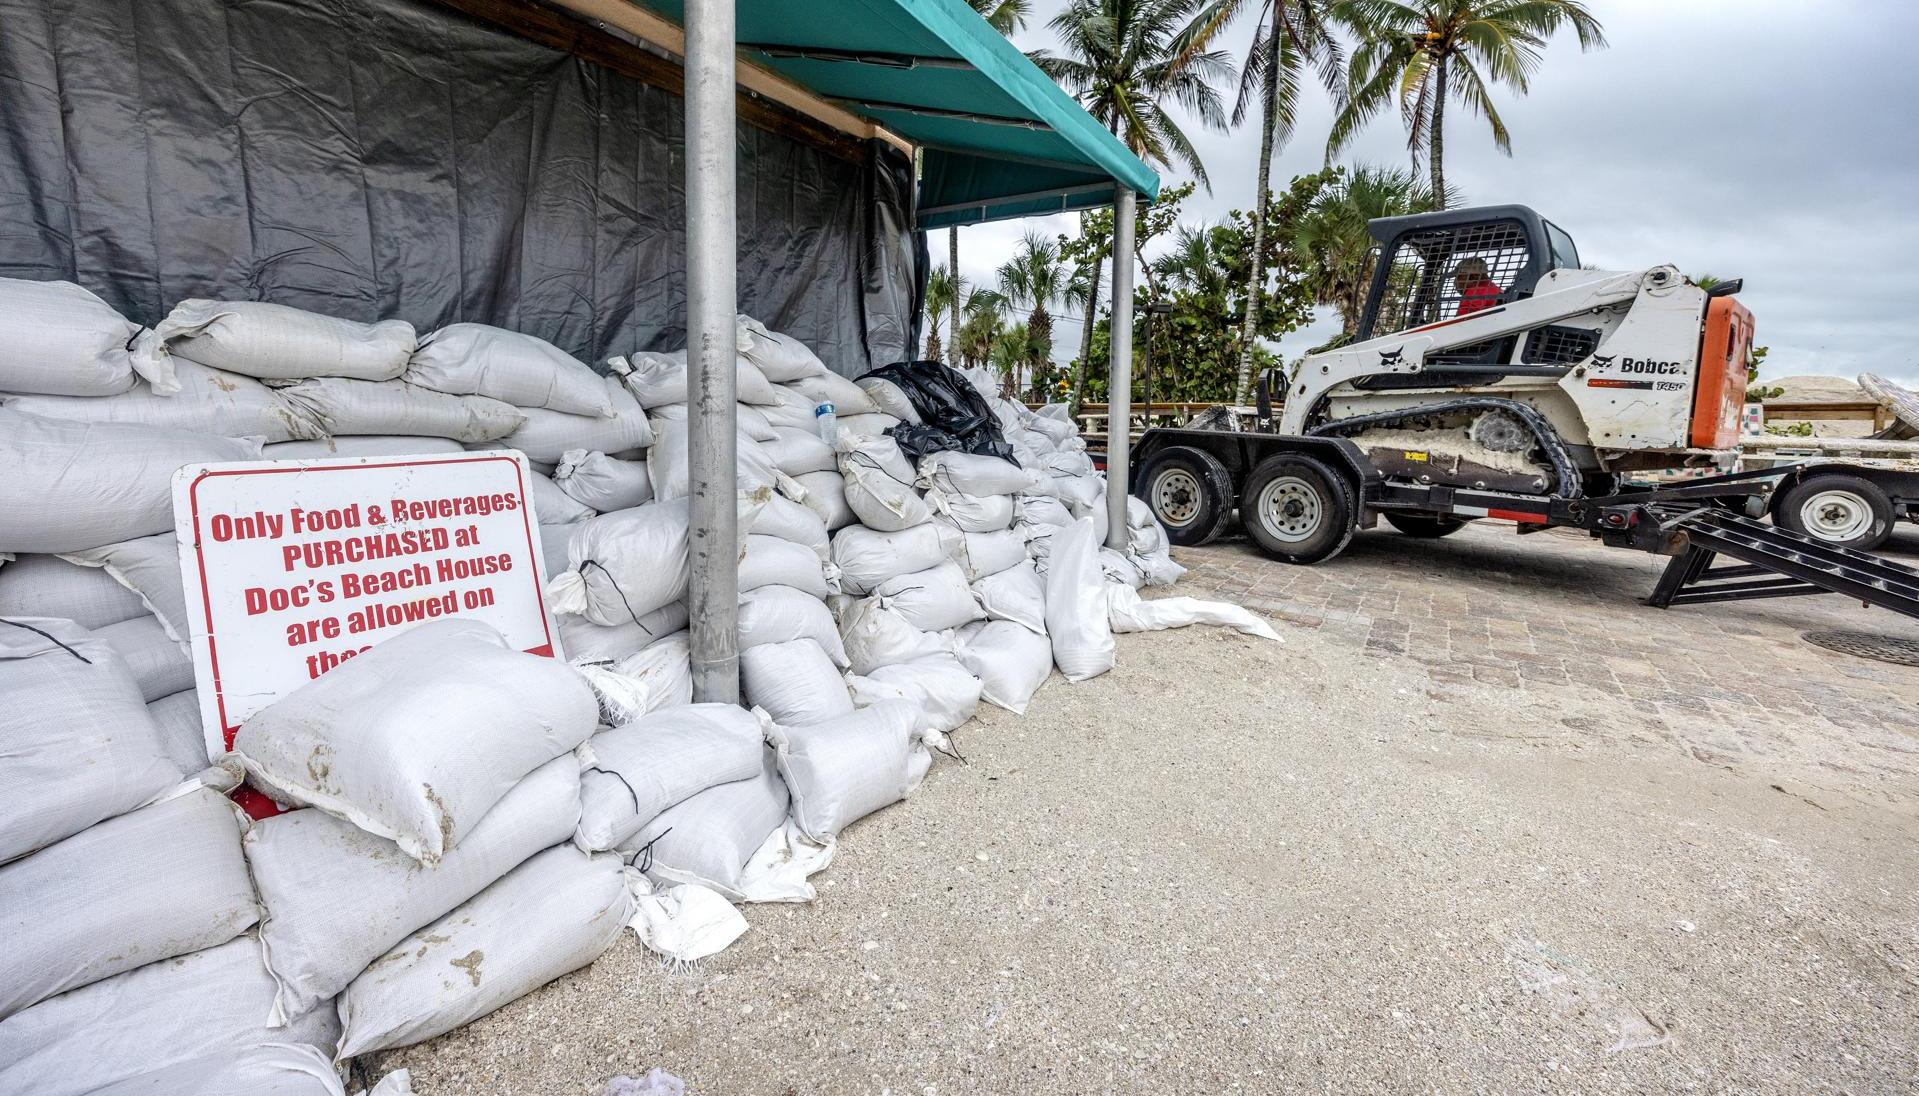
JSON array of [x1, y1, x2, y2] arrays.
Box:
[[1135, 447, 1235, 547], [1383, 512, 1469, 538], [1773, 474, 1893, 551], [1240, 454, 1356, 565]]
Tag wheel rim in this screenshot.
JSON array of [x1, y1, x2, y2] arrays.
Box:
[[1151, 467, 1203, 528], [1799, 490, 1874, 542], [1256, 475, 1323, 543]]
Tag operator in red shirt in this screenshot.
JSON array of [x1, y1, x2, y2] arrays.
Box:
[[1451, 257, 1503, 316]]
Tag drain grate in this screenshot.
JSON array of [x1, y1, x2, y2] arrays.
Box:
[[1802, 630, 1919, 668]]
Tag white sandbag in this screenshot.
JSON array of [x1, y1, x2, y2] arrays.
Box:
[[917, 451, 1038, 496], [88, 1043, 350, 1096], [873, 560, 984, 632], [61, 533, 187, 642], [335, 845, 633, 1059], [405, 323, 613, 416], [785, 371, 878, 415], [837, 432, 929, 532], [0, 937, 342, 1096], [954, 619, 1054, 715], [739, 534, 834, 598], [830, 521, 960, 596], [758, 383, 827, 431], [855, 376, 921, 423], [5, 358, 325, 442], [1050, 470, 1105, 511], [558, 601, 689, 663], [0, 277, 142, 396], [649, 398, 781, 441], [770, 700, 928, 841], [262, 435, 467, 458], [548, 499, 691, 626], [0, 787, 256, 1020], [1016, 493, 1074, 530], [740, 638, 854, 726], [763, 426, 839, 476], [1100, 547, 1146, 590], [575, 703, 769, 852], [845, 654, 981, 736], [974, 559, 1047, 634], [1044, 517, 1114, 682], [98, 614, 193, 701], [753, 491, 831, 560], [575, 631, 693, 725], [788, 469, 856, 531], [491, 376, 654, 462], [738, 584, 849, 666], [736, 315, 831, 382], [245, 755, 580, 1023], [539, 520, 580, 582], [277, 377, 524, 442], [927, 486, 1016, 532], [523, 469, 593, 526], [0, 409, 264, 552], [838, 595, 951, 676], [149, 688, 209, 773], [1107, 583, 1284, 641], [612, 349, 777, 408], [1027, 404, 1078, 443], [147, 299, 413, 384], [837, 412, 901, 437], [0, 617, 181, 864], [647, 419, 778, 502], [0, 553, 147, 628], [555, 449, 652, 512], [236, 619, 594, 864], [622, 754, 790, 900], [628, 880, 749, 964], [955, 528, 1028, 580]]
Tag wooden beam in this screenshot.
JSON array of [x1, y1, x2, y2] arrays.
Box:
[[539, 0, 915, 158], [426, 0, 896, 164]]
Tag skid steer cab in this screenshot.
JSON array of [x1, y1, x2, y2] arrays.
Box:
[[1129, 203, 1769, 567]]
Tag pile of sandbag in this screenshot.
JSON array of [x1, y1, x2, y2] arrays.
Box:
[[0, 277, 1276, 1091]]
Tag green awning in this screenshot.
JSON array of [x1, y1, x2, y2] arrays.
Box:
[[633, 0, 1159, 228]]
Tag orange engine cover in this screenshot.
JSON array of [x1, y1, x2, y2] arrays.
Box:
[[1690, 295, 1754, 449]]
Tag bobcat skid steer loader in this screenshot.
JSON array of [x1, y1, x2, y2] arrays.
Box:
[[1128, 205, 1919, 620]]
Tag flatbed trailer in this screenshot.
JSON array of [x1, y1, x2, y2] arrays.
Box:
[[1126, 426, 1919, 620], [1737, 435, 1919, 552]]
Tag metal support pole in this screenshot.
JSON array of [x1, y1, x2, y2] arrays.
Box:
[[685, 0, 739, 703], [1104, 187, 1137, 549]]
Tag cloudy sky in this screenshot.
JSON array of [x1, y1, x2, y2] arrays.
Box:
[[947, 0, 1919, 386]]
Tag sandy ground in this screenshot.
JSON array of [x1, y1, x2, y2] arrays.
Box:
[[377, 579, 1919, 1094]]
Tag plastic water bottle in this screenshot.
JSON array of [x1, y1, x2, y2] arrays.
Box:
[[814, 401, 837, 444]]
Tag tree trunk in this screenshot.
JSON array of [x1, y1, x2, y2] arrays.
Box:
[[924, 327, 943, 362], [1430, 56, 1448, 210], [1232, 26, 1283, 405], [1029, 307, 1053, 403], [947, 226, 961, 364], [1068, 235, 1103, 418]]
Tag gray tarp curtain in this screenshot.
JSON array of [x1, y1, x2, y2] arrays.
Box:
[[0, 0, 920, 375]]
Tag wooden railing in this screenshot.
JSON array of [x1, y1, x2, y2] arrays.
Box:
[[1761, 400, 1891, 432]]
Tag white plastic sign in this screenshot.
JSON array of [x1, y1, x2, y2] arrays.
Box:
[[173, 451, 560, 753]]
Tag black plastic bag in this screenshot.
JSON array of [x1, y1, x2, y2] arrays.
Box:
[[859, 360, 1015, 462], [886, 422, 968, 463]]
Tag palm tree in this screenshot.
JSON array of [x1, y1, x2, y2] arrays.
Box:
[[1177, 0, 1341, 403], [988, 322, 1035, 398], [923, 264, 962, 362], [956, 288, 1009, 371], [944, 0, 1036, 365], [1034, 0, 1236, 412], [1291, 164, 1445, 334], [1327, 0, 1606, 207], [996, 232, 1069, 400]]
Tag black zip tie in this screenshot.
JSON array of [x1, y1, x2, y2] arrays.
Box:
[[633, 827, 672, 873], [585, 765, 644, 814], [578, 558, 647, 626], [844, 450, 918, 489], [934, 736, 968, 765], [1, 618, 93, 663]]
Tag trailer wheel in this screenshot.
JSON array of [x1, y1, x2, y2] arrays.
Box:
[[1773, 474, 1893, 551], [1135, 447, 1235, 546], [1241, 454, 1357, 564], [1383, 512, 1469, 538]]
